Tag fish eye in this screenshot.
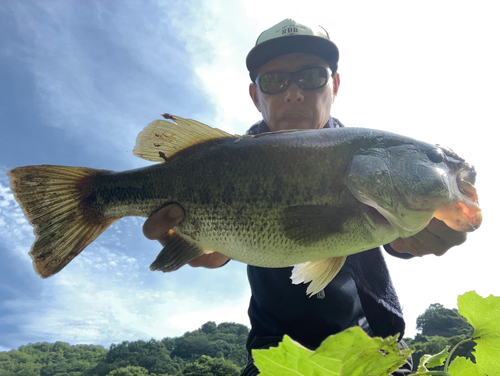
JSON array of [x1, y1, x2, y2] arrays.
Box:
[[427, 148, 445, 163]]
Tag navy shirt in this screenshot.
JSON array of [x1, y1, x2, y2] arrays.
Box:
[[247, 266, 370, 350]]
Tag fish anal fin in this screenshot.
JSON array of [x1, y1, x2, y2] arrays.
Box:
[[283, 205, 352, 245], [133, 115, 240, 162], [149, 231, 207, 272], [291, 256, 347, 297]]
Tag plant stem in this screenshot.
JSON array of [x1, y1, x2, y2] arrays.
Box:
[[411, 371, 449, 376], [443, 337, 473, 372]]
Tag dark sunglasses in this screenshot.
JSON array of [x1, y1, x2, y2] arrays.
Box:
[[255, 66, 332, 95]]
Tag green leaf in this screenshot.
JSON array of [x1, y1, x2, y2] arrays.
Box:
[[252, 335, 317, 376], [415, 346, 449, 373], [253, 327, 412, 376], [458, 291, 500, 376], [313, 328, 412, 375], [447, 356, 483, 376]]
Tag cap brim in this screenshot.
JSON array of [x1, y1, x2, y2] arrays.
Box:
[[246, 35, 339, 72]]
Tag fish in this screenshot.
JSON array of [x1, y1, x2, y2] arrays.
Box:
[[7, 114, 482, 296]]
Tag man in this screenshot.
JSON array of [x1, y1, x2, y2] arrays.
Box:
[[143, 19, 467, 375]]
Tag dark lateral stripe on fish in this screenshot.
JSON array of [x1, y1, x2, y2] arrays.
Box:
[[283, 205, 354, 245]]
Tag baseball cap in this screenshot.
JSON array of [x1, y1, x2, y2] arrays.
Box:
[[246, 19, 339, 77]]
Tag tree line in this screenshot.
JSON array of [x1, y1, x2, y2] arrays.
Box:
[[0, 322, 247, 376], [0, 304, 475, 375]]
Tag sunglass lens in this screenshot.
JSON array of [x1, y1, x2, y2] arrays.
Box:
[[297, 67, 328, 90], [258, 73, 289, 94]]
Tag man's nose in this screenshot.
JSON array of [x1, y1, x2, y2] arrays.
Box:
[[284, 83, 304, 103]]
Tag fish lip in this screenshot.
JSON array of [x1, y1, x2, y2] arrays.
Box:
[[434, 200, 482, 232]]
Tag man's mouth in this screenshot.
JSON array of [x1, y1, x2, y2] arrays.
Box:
[[282, 112, 308, 122], [283, 111, 307, 121]]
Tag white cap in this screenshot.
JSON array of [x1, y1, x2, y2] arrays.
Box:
[[246, 19, 339, 76]]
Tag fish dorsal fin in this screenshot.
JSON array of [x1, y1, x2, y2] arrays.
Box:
[[133, 114, 239, 162]]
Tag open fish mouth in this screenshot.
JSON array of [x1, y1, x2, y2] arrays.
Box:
[[434, 200, 482, 232], [432, 166, 482, 232], [362, 195, 482, 236]]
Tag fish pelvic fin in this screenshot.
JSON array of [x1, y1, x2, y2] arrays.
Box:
[[149, 230, 206, 272], [7, 165, 116, 278], [291, 256, 347, 297], [133, 114, 240, 162]]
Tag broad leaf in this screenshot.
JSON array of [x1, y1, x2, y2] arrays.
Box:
[[415, 346, 449, 373], [253, 327, 412, 376], [457, 291, 500, 376], [252, 335, 317, 376], [448, 356, 483, 376]]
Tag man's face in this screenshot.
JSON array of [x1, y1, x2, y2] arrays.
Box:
[[249, 53, 339, 131]]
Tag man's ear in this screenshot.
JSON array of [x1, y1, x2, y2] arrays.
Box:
[[333, 73, 340, 96], [249, 83, 262, 112]]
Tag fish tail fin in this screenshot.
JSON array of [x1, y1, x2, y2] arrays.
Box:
[[7, 165, 116, 278]]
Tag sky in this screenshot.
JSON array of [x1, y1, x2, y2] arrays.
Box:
[[0, 0, 499, 352]]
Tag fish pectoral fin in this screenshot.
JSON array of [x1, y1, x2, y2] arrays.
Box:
[[283, 205, 350, 245], [291, 256, 347, 297], [133, 114, 240, 162], [149, 231, 206, 272]]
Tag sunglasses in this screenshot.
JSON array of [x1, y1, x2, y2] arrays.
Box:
[[255, 66, 332, 95]]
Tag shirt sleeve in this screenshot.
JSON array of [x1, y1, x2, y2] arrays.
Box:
[[383, 244, 414, 259]]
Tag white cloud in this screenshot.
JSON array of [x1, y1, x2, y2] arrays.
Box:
[[0, 228, 250, 348], [4, 1, 221, 169], [0, 175, 34, 267], [150, 0, 258, 134], [7, 259, 250, 347]]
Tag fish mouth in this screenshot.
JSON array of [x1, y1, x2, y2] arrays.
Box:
[[434, 200, 482, 232], [432, 166, 482, 232]]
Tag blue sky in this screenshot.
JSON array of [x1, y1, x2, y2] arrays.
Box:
[[1, 0, 499, 351]]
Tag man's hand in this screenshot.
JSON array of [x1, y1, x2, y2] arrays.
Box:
[[390, 218, 468, 257], [143, 204, 230, 268]]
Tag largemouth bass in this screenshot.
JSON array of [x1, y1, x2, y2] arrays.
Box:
[[7, 115, 482, 295]]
